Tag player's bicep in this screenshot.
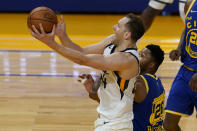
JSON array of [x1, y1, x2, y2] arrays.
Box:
[[134, 75, 148, 103], [84, 52, 138, 71], [83, 34, 115, 54]]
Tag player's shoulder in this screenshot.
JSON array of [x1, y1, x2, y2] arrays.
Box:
[[121, 48, 139, 62]]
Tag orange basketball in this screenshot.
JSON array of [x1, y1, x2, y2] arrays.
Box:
[[27, 7, 57, 33]]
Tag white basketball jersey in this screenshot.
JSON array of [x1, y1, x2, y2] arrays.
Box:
[[95, 44, 139, 130]]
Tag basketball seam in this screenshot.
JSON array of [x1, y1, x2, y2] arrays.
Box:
[[30, 9, 56, 17], [30, 18, 57, 24], [30, 9, 57, 23]]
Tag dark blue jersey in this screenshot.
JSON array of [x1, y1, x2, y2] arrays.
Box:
[[133, 73, 165, 131], [182, 0, 197, 70]]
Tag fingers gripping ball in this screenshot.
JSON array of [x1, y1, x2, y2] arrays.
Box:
[[27, 7, 57, 33]]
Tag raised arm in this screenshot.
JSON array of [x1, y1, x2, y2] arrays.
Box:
[[140, 6, 161, 31], [30, 25, 138, 76], [55, 15, 115, 54]]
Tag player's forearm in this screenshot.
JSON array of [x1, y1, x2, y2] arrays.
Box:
[[58, 33, 84, 52], [89, 91, 100, 103], [47, 41, 88, 65], [89, 76, 101, 103], [140, 6, 161, 31], [177, 30, 185, 53]]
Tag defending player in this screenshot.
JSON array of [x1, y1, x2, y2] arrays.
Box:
[[163, 0, 197, 130]]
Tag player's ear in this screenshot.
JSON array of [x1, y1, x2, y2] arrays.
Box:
[[124, 31, 131, 40], [149, 62, 155, 69]]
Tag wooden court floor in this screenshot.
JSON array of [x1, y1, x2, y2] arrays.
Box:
[[0, 14, 196, 131]]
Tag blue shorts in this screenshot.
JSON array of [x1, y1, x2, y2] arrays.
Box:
[[165, 65, 197, 116]]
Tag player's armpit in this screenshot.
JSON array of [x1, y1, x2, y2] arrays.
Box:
[[134, 75, 148, 103]]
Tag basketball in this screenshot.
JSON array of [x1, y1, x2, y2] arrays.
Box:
[[27, 7, 58, 33]]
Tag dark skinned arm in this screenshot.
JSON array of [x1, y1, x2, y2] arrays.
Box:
[[140, 6, 162, 31], [134, 75, 148, 103]]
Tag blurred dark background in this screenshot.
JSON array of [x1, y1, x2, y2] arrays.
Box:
[[0, 0, 179, 15]]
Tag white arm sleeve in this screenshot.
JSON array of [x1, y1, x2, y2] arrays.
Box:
[[179, 0, 187, 23], [149, 0, 174, 10]]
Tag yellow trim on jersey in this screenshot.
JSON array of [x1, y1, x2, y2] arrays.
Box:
[[183, 65, 197, 72], [145, 73, 158, 80], [140, 75, 149, 93], [120, 79, 126, 92], [186, 0, 196, 17], [165, 110, 190, 117]]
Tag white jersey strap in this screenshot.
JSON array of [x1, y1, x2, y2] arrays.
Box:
[[121, 48, 140, 75], [121, 48, 139, 64]]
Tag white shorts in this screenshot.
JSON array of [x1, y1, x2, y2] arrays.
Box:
[[94, 117, 133, 131], [95, 126, 132, 131]]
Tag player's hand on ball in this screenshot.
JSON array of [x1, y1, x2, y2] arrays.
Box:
[[169, 49, 181, 61], [30, 23, 56, 44], [78, 74, 94, 93], [189, 73, 197, 92], [55, 15, 66, 37]]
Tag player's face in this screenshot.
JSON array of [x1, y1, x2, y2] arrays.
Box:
[[139, 48, 154, 73], [113, 17, 129, 42]]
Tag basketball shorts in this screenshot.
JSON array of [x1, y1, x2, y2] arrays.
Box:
[[94, 116, 133, 131], [165, 65, 197, 116]]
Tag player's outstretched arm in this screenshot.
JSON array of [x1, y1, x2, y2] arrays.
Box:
[[55, 15, 115, 54], [30, 24, 138, 78], [134, 75, 148, 103]]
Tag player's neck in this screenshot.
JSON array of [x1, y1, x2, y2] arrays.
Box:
[[116, 41, 136, 51], [141, 70, 155, 75]]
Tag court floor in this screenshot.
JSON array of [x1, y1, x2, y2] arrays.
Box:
[[0, 13, 196, 131]]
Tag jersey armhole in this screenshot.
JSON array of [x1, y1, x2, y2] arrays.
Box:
[[140, 75, 149, 94]]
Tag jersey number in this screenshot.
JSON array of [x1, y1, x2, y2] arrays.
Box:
[[190, 32, 197, 45]]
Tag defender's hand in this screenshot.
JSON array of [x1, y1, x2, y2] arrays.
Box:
[[169, 49, 181, 61], [189, 73, 197, 92], [78, 74, 94, 93]]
